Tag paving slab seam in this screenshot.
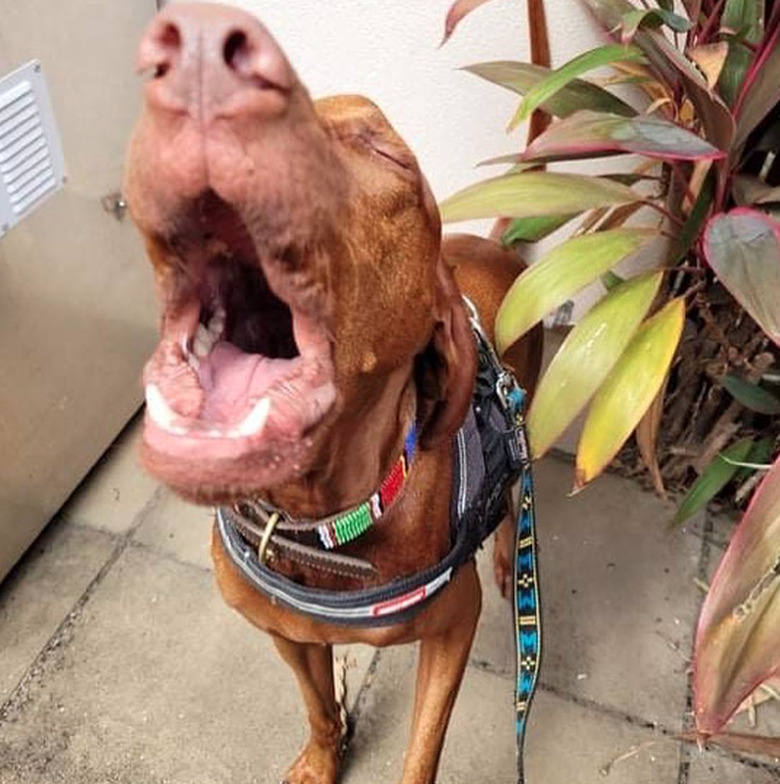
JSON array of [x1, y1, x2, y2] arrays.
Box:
[[468, 657, 681, 739], [126, 537, 213, 575], [345, 648, 383, 731], [676, 511, 713, 784], [0, 485, 167, 726], [338, 648, 383, 781]]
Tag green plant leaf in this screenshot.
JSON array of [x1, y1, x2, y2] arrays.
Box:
[[734, 438, 777, 484], [673, 438, 757, 526], [718, 0, 764, 107], [522, 110, 724, 163], [510, 44, 646, 128], [527, 272, 662, 458], [722, 375, 780, 415], [439, 171, 639, 224], [575, 298, 685, 489], [602, 270, 625, 290], [670, 171, 714, 263], [703, 209, 780, 346], [694, 454, 780, 735], [501, 213, 578, 245], [734, 25, 780, 151], [464, 62, 636, 117], [621, 7, 691, 42], [494, 228, 654, 354]]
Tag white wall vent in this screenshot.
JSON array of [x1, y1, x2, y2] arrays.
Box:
[[0, 61, 66, 239]]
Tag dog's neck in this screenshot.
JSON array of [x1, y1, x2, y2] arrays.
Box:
[[261, 366, 418, 520]]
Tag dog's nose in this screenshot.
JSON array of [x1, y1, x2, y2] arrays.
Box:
[[138, 2, 293, 117]]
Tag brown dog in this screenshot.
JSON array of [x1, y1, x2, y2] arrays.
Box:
[[126, 4, 542, 783]]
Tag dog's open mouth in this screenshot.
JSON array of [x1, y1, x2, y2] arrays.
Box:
[[142, 191, 336, 495]]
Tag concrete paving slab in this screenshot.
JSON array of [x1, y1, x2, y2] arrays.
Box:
[[526, 458, 699, 729], [688, 749, 780, 783], [61, 417, 158, 536], [132, 490, 215, 571], [132, 490, 375, 710], [342, 643, 680, 784], [0, 546, 372, 784], [0, 520, 114, 706]]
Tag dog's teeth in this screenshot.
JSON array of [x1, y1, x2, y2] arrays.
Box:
[[145, 384, 184, 432], [231, 397, 271, 438], [208, 306, 226, 336], [193, 323, 217, 358], [186, 352, 200, 371]]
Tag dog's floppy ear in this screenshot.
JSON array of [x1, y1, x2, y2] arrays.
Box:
[[416, 259, 477, 448]]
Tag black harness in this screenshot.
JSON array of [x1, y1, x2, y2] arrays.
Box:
[[217, 305, 542, 782], [217, 313, 527, 626]]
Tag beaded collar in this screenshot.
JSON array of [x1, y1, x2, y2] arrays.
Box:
[[241, 422, 418, 556], [315, 424, 418, 549]]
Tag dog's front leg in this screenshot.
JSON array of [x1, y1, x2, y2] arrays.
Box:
[[400, 563, 482, 784], [272, 635, 343, 784]]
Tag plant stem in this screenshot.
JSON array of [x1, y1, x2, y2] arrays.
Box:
[[645, 199, 686, 228]]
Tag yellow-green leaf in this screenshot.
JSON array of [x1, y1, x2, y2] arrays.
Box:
[[528, 272, 662, 458], [575, 298, 685, 489], [464, 61, 636, 118], [494, 228, 654, 354], [510, 43, 645, 128], [439, 171, 638, 224]]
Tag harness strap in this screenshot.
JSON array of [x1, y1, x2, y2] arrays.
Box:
[[217, 503, 475, 626]]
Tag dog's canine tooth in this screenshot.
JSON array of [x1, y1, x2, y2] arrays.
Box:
[[208, 306, 226, 336], [193, 323, 217, 357], [145, 384, 185, 433]]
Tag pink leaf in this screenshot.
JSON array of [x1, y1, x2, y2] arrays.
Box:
[[523, 110, 725, 163], [441, 0, 499, 45], [694, 454, 780, 736], [702, 209, 780, 347]]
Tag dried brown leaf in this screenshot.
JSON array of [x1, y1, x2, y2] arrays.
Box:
[[637, 376, 668, 497], [687, 43, 729, 90]]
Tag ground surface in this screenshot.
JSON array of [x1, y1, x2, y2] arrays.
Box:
[[1, 416, 779, 783]]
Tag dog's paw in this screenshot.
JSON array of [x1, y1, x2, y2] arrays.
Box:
[[282, 741, 340, 784]]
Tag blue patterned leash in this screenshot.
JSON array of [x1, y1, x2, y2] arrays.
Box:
[[504, 385, 541, 784]]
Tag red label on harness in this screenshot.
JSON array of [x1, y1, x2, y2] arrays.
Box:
[[372, 586, 427, 617]]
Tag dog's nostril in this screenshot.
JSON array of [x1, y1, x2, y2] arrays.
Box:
[[223, 30, 250, 72], [149, 21, 181, 79]]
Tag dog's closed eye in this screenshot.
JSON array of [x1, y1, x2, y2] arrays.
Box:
[[367, 139, 414, 172]]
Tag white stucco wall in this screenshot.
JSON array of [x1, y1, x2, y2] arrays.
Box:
[[187, 0, 605, 235]]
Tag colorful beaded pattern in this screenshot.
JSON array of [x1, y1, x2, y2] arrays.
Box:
[[509, 387, 541, 784], [316, 425, 417, 550]]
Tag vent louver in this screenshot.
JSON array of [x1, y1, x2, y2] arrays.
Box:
[[0, 61, 65, 238]]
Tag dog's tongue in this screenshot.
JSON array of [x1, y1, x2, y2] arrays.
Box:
[[197, 342, 296, 422]]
